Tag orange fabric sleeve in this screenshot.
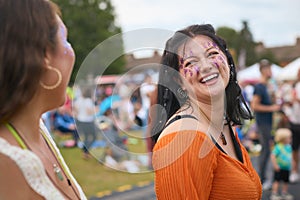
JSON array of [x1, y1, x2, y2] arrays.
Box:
[[152, 131, 218, 200]]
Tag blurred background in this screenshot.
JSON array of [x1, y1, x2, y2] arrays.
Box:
[[47, 0, 300, 199]]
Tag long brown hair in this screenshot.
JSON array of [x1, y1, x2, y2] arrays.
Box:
[[0, 0, 61, 123]]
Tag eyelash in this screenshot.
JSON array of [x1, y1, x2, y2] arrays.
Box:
[[185, 61, 196, 68], [208, 51, 219, 57], [184, 53, 218, 67]]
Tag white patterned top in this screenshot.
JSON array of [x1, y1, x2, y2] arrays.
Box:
[[0, 121, 87, 200]]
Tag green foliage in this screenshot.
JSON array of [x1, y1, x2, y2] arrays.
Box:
[[237, 21, 257, 66], [216, 27, 239, 49], [52, 0, 125, 82], [217, 21, 275, 68], [256, 49, 278, 65], [216, 26, 239, 64], [57, 131, 154, 198]]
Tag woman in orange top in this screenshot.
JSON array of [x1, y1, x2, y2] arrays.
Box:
[[151, 24, 262, 199]]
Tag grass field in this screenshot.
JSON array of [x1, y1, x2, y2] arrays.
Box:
[[58, 130, 154, 198]]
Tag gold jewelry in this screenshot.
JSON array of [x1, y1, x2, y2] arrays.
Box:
[[5, 123, 64, 181], [5, 123, 81, 199], [40, 66, 62, 90], [192, 101, 227, 145], [219, 116, 227, 145]]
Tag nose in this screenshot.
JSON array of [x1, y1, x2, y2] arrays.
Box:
[[197, 59, 213, 74]]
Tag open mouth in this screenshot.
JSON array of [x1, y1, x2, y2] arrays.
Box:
[[200, 73, 219, 83]]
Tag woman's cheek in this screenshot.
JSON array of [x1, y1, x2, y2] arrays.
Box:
[[181, 65, 200, 80], [210, 57, 229, 82], [63, 41, 75, 58]]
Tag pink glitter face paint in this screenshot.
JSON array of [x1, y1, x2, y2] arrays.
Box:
[[189, 50, 193, 57], [60, 24, 74, 57], [213, 62, 220, 68], [217, 56, 225, 65], [189, 70, 193, 77], [184, 68, 188, 77], [194, 65, 200, 74], [179, 57, 184, 69], [183, 68, 193, 78], [180, 57, 184, 64]]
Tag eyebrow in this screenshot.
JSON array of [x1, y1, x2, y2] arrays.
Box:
[[182, 44, 218, 62], [205, 46, 215, 52], [183, 55, 199, 61]]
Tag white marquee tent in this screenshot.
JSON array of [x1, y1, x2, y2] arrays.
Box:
[[237, 63, 283, 83], [275, 57, 300, 81]]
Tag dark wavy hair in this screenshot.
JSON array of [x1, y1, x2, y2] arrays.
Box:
[[0, 0, 60, 123], [151, 24, 252, 142]]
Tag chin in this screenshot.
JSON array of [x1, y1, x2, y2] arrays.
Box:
[[60, 95, 67, 106], [207, 86, 225, 97]]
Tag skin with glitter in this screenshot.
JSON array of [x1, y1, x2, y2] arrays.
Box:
[[60, 24, 74, 57], [181, 44, 226, 74]]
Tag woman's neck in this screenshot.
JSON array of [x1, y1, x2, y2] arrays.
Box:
[[191, 95, 224, 120], [9, 105, 42, 142]]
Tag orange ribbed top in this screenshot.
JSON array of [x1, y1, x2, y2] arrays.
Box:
[[152, 130, 262, 200]]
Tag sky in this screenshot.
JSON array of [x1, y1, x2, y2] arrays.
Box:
[[111, 0, 300, 54]]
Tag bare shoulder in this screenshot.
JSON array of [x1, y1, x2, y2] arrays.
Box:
[[157, 116, 206, 142], [0, 154, 43, 199]]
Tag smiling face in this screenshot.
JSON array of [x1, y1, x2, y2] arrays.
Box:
[[178, 35, 230, 102]]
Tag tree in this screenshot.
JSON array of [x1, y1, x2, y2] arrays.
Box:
[[236, 21, 257, 68], [217, 21, 273, 70], [216, 27, 240, 66], [52, 0, 125, 82]]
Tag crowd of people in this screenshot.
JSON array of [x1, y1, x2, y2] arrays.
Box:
[[246, 59, 299, 200]]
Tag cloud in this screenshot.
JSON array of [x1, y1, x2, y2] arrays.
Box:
[[111, 0, 300, 48]]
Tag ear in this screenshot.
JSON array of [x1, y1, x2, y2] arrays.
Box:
[[43, 57, 49, 68], [44, 48, 54, 68]]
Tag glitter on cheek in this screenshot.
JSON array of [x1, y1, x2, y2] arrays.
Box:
[[194, 65, 200, 74], [184, 68, 188, 77], [217, 56, 226, 65], [59, 25, 74, 57], [180, 57, 184, 64], [221, 55, 227, 63], [213, 62, 220, 68], [189, 50, 193, 56], [190, 71, 193, 77]]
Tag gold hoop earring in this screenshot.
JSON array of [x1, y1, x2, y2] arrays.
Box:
[[40, 66, 62, 90]]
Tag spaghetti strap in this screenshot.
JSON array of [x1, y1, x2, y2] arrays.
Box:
[[228, 123, 244, 163], [211, 123, 244, 163], [163, 115, 243, 163]]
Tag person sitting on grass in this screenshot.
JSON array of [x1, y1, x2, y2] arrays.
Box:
[[53, 106, 79, 147]]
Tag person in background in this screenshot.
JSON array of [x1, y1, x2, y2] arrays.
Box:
[[251, 59, 281, 190], [145, 86, 157, 169], [74, 88, 97, 159], [139, 74, 156, 134], [0, 0, 86, 199], [53, 106, 79, 147], [152, 24, 261, 199], [270, 128, 293, 200], [283, 68, 300, 183]]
